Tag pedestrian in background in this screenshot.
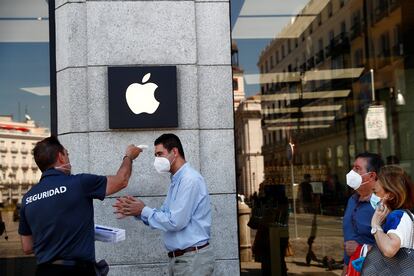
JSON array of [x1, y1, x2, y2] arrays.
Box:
[[342, 152, 383, 276], [362, 165, 414, 275]]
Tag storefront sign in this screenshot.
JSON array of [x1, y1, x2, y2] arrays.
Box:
[[108, 66, 178, 129], [365, 105, 388, 140]]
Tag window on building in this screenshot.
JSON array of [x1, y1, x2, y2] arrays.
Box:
[[328, 2, 333, 17], [233, 78, 238, 91]]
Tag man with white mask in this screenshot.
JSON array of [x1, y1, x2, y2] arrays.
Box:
[[341, 152, 384, 276], [114, 133, 214, 276]]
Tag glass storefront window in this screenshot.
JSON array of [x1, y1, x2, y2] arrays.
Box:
[[0, 0, 51, 270], [232, 0, 414, 274]]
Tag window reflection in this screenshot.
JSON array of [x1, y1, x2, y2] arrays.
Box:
[[0, 0, 50, 265], [233, 0, 412, 274]]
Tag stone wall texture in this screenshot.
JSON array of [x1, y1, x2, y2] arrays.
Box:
[[55, 0, 239, 274]]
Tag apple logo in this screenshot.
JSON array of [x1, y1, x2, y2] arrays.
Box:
[[125, 73, 160, 114]]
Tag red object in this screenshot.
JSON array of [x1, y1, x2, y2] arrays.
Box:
[[347, 244, 363, 276], [0, 125, 30, 132]]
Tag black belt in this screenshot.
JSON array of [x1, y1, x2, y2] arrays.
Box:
[[48, 259, 94, 267], [168, 242, 209, 258]]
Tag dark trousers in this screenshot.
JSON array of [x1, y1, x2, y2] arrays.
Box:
[[36, 263, 96, 276]]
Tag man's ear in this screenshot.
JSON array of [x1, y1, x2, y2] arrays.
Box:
[[56, 151, 65, 164]]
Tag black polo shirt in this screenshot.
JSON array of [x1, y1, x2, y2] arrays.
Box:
[[18, 168, 107, 264]]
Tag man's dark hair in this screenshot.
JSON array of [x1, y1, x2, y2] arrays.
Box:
[[32, 136, 65, 172], [355, 152, 384, 173], [154, 133, 185, 159]]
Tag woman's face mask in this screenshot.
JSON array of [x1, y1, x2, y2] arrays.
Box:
[[370, 193, 382, 210], [346, 170, 370, 190]]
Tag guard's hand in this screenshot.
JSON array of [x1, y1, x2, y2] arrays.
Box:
[[113, 195, 145, 218], [344, 240, 359, 256], [125, 145, 142, 161]]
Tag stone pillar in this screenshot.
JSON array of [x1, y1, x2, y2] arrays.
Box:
[[54, 0, 239, 274], [238, 201, 252, 262]]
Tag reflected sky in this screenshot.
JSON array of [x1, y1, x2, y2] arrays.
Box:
[[230, 0, 310, 96], [0, 42, 50, 127]]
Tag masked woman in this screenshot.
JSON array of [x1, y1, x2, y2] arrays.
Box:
[[370, 165, 414, 257]]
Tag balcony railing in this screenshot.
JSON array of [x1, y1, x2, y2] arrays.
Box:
[[325, 44, 334, 58], [374, 3, 389, 24], [389, 0, 400, 12], [377, 50, 391, 68], [11, 147, 18, 153], [315, 50, 325, 64], [11, 163, 19, 170], [20, 148, 29, 154], [31, 163, 38, 170], [326, 34, 350, 57], [307, 57, 315, 69], [350, 23, 363, 40], [300, 63, 307, 73], [0, 146, 7, 153]]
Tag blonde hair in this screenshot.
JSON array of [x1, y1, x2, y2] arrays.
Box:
[[377, 165, 414, 210]]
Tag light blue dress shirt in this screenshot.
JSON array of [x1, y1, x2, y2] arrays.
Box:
[[140, 163, 211, 251]]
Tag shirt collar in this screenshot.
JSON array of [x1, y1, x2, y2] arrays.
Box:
[[171, 162, 188, 184], [353, 192, 371, 202], [40, 168, 66, 180]]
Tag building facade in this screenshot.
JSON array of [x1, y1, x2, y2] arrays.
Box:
[[234, 96, 265, 197], [258, 0, 411, 201], [0, 115, 49, 205]]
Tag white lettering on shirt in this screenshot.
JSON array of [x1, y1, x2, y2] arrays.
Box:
[[25, 186, 68, 205]]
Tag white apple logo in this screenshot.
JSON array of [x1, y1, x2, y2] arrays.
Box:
[[125, 73, 160, 114]]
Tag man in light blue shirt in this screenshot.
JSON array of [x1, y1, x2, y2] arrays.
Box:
[[114, 133, 214, 275]]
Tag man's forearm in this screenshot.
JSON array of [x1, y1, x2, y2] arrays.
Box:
[[117, 156, 133, 183], [106, 157, 133, 195]]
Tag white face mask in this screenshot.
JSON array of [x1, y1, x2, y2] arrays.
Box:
[[346, 170, 369, 190], [55, 163, 72, 175], [154, 157, 171, 174]]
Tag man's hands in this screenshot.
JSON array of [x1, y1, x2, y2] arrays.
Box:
[[113, 195, 145, 219], [125, 145, 142, 161]]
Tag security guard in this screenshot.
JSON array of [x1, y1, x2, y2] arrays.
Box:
[[18, 136, 141, 276]]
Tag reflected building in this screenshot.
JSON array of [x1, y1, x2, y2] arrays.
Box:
[[0, 115, 49, 205], [233, 41, 265, 197], [257, 0, 412, 206], [235, 96, 265, 197], [232, 40, 246, 110]]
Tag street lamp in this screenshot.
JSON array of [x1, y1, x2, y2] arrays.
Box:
[[287, 141, 298, 239]]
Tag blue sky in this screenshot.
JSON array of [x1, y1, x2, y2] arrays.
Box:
[[0, 42, 50, 127]]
